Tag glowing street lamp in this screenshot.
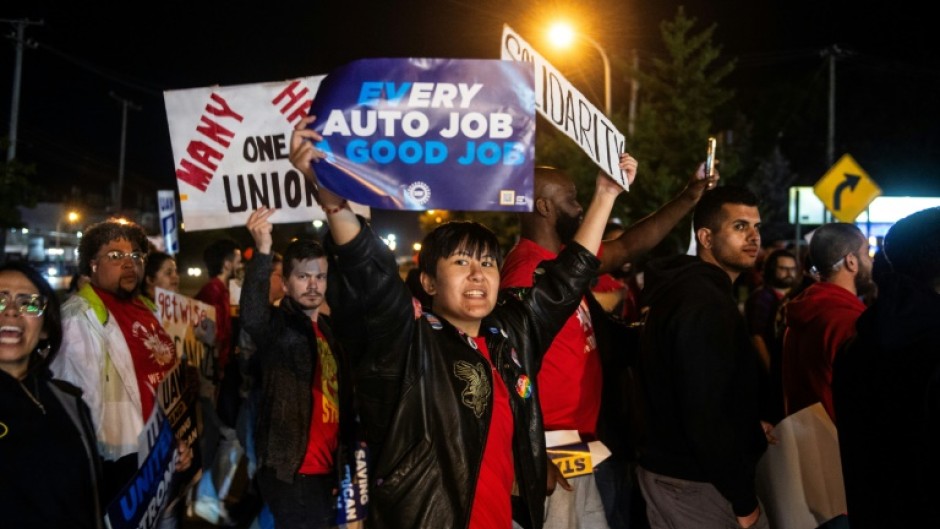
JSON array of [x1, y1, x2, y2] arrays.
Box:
[[547, 21, 612, 116], [55, 209, 81, 250]]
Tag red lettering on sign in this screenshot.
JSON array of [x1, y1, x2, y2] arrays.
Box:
[[273, 80, 314, 126], [175, 92, 243, 192]]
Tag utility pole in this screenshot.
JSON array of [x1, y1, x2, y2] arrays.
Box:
[[821, 44, 850, 222], [109, 92, 141, 212], [3, 18, 43, 162], [628, 49, 640, 138], [825, 44, 841, 168]]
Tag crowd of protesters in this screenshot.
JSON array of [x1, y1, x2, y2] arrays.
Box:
[[2, 116, 938, 529]]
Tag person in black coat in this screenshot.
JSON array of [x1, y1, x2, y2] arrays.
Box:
[[833, 206, 940, 528], [0, 261, 104, 529]]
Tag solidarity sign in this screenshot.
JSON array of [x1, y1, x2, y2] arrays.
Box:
[[501, 24, 629, 189], [306, 58, 536, 211]]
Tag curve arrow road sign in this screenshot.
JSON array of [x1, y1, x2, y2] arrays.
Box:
[[813, 154, 882, 223], [832, 173, 860, 211]]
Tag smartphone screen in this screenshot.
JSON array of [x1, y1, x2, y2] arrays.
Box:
[[705, 137, 717, 179]]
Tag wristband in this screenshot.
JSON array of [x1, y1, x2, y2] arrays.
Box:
[[321, 200, 349, 215]]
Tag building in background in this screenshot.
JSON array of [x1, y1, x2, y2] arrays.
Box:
[[5, 202, 157, 292]]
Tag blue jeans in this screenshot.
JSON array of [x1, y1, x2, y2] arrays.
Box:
[[594, 456, 636, 529], [257, 467, 335, 529]]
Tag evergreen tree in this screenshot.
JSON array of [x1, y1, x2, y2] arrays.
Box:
[[532, 8, 739, 249], [624, 7, 736, 248]]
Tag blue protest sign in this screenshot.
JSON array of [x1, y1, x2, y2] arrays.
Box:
[[105, 418, 176, 529], [307, 58, 535, 211], [335, 442, 370, 524]]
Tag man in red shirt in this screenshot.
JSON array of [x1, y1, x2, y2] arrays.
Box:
[[240, 208, 356, 529], [195, 238, 242, 379], [782, 222, 873, 422], [500, 162, 715, 529]]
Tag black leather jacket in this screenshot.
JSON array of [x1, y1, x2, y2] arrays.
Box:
[[325, 218, 600, 529]]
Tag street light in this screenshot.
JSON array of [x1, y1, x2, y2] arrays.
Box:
[[548, 21, 611, 116], [55, 209, 81, 249]]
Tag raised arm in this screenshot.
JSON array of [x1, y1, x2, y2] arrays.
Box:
[[289, 115, 360, 243], [246, 207, 275, 255], [571, 154, 631, 254], [239, 207, 278, 343], [598, 161, 718, 274]]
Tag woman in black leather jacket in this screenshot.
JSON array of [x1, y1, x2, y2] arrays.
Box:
[[290, 115, 627, 529]]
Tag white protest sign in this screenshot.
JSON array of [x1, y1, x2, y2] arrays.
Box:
[[154, 287, 218, 390], [164, 77, 369, 231], [500, 24, 628, 189]]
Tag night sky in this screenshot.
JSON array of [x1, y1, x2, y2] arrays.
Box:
[[4, 0, 940, 208]]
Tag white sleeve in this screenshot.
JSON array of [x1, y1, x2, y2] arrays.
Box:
[[50, 311, 105, 437]]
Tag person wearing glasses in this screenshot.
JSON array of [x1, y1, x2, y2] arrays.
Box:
[[0, 261, 104, 529], [49, 218, 193, 526]]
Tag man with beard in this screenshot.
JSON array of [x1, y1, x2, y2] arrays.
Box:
[[745, 249, 799, 424], [781, 222, 873, 422], [239, 208, 357, 529], [51, 218, 192, 521], [500, 161, 716, 529], [635, 186, 770, 529]]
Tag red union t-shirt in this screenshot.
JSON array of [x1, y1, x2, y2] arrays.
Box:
[[500, 238, 601, 435], [195, 277, 232, 375], [95, 286, 178, 421], [469, 335, 514, 529], [299, 321, 340, 475]]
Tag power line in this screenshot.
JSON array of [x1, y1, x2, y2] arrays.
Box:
[[34, 40, 163, 97]]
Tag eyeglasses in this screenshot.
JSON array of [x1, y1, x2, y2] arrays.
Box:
[[0, 292, 48, 317], [98, 251, 146, 264]]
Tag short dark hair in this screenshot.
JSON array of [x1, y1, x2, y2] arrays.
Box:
[[417, 221, 502, 280], [78, 219, 150, 276], [693, 186, 760, 232], [144, 251, 175, 284], [809, 223, 866, 280], [0, 261, 63, 369], [884, 206, 940, 285], [282, 239, 325, 278], [762, 248, 797, 279], [202, 239, 240, 277]]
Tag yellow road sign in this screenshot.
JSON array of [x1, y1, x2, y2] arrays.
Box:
[[813, 154, 882, 223]]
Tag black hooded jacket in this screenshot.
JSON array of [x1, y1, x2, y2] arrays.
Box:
[[833, 273, 940, 528], [637, 254, 768, 516]]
